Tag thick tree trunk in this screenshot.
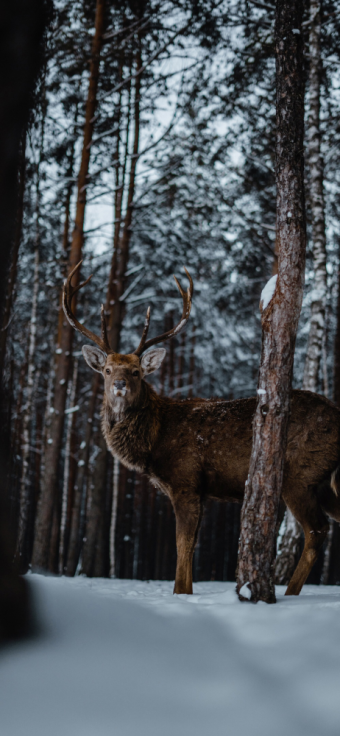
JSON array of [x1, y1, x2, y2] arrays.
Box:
[[275, 0, 326, 586], [236, 0, 306, 604], [0, 0, 48, 640], [32, 0, 106, 570]]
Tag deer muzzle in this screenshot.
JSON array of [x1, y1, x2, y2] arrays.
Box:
[[113, 379, 127, 397]]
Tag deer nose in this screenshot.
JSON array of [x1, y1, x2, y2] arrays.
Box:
[[114, 379, 126, 390]]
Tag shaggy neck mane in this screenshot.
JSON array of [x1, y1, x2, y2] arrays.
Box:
[[101, 380, 163, 472]]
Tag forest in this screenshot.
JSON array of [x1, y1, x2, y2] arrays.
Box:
[[2, 0, 340, 595], [5, 1, 340, 734]]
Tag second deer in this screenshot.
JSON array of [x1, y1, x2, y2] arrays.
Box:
[[63, 262, 340, 595]]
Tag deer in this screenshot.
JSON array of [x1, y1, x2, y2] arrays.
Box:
[[63, 261, 340, 596]]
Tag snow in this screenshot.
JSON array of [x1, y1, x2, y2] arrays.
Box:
[[2, 576, 340, 736], [239, 582, 252, 599], [260, 274, 277, 311], [257, 388, 266, 396]]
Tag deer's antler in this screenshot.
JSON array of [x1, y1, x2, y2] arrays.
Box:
[[134, 267, 193, 357], [62, 261, 113, 354]]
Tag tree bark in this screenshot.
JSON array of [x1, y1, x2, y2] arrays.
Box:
[[15, 247, 39, 570], [333, 256, 340, 406], [32, 0, 106, 570], [58, 358, 78, 573], [302, 0, 327, 392], [0, 0, 49, 640], [82, 42, 141, 577], [275, 0, 326, 586], [64, 376, 100, 575], [236, 0, 306, 604], [15, 94, 45, 570], [0, 130, 26, 381], [110, 43, 141, 352]]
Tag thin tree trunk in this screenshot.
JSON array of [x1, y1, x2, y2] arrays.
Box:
[[322, 250, 340, 584], [32, 0, 106, 570], [109, 457, 119, 577], [64, 63, 129, 578], [9, 346, 28, 535], [82, 43, 142, 577], [177, 332, 185, 392], [275, 508, 302, 585], [188, 325, 195, 398], [0, 130, 27, 381], [64, 377, 100, 575], [110, 43, 142, 351], [237, 0, 306, 604], [276, 0, 326, 586], [58, 358, 78, 574], [333, 257, 340, 406], [15, 247, 39, 570], [303, 0, 327, 392]]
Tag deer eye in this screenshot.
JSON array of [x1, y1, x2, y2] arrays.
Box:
[[132, 370, 139, 377], [106, 368, 110, 375]]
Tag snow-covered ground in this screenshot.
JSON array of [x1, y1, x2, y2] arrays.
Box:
[[1, 576, 340, 736]]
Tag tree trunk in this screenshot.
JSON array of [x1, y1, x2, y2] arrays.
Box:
[[64, 376, 100, 575], [32, 0, 106, 570], [58, 358, 78, 573], [0, 130, 26, 381], [15, 247, 40, 571], [333, 255, 340, 406], [82, 42, 142, 577], [322, 245, 340, 584], [275, 0, 326, 586], [236, 0, 306, 604], [188, 325, 195, 398], [109, 456, 120, 577], [302, 0, 327, 392], [110, 44, 141, 351]]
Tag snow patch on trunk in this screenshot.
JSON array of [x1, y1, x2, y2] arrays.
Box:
[[260, 274, 277, 311]]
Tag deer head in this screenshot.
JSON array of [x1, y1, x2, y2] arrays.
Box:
[[62, 261, 193, 414]]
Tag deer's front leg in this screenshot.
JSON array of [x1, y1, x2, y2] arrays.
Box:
[[173, 495, 202, 595]]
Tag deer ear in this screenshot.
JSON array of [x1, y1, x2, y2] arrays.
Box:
[[141, 348, 166, 375], [82, 345, 107, 373]]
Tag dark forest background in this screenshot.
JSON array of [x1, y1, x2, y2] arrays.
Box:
[[3, 0, 340, 584]]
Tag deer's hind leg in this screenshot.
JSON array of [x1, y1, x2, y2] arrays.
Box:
[[284, 490, 329, 596], [173, 493, 203, 595]]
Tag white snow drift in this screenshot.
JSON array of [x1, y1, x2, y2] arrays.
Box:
[[1, 575, 340, 736]]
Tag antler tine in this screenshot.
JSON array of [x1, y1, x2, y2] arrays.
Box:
[[62, 260, 113, 354], [134, 268, 193, 357], [133, 306, 151, 357]]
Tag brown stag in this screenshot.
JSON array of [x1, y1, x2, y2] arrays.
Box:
[[63, 261, 340, 595]]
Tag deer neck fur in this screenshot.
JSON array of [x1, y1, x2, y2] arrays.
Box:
[[101, 380, 162, 473]]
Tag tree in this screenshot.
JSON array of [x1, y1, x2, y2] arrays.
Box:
[[275, 0, 328, 586], [0, 0, 51, 639], [236, 0, 306, 604], [32, 0, 106, 570]]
